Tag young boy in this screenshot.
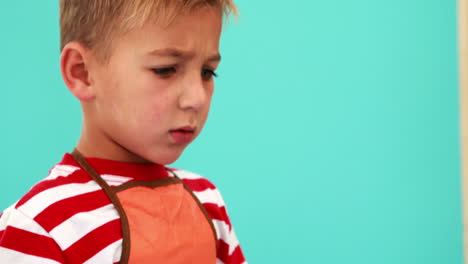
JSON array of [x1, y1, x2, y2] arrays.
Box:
[[0, 0, 246, 263]]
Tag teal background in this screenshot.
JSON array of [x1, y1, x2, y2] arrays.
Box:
[[0, 0, 463, 263]]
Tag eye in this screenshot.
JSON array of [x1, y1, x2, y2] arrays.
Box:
[[201, 68, 218, 81], [152, 67, 176, 78]]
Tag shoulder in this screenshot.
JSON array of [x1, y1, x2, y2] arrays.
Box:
[[171, 168, 217, 192], [14, 164, 96, 215], [170, 168, 228, 208], [0, 204, 67, 263], [170, 168, 245, 261], [170, 168, 232, 226], [0, 161, 122, 263], [9, 163, 112, 232]]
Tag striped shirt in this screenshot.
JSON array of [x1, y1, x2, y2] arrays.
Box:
[[0, 153, 246, 263]]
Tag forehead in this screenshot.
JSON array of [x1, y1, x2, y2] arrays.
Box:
[[112, 8, 223, 56]]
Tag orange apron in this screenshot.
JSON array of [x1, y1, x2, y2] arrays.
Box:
[[71, 150, 217, 264]]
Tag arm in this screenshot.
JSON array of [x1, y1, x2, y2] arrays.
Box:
[[0, 206, 66, 264], [174, 169, 247, 264], [207, 188, 246, 264]]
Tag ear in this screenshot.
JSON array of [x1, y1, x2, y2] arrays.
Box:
[[60, 42, 96, 101]]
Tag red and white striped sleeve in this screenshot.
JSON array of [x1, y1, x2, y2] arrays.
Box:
[[175, 169, 247, 264], [0, 205, 66, 264], [209, 188, 246, 264]]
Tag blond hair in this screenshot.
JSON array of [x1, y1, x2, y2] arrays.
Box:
[[59, 0, 237, 61]]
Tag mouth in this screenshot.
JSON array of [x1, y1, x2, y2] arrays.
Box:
[[173, 126, 196, 133], [169, 126, 197, 144]]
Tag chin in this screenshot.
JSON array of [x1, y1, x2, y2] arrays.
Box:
[[146, 150, 184, 165], [157, 157, 180, 165]]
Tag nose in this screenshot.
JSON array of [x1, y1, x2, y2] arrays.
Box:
[[178, 74, 211, 112]]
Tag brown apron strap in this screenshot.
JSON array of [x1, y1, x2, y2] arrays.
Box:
[[69, 148, 132, 264], [70, 149, 104, 184]]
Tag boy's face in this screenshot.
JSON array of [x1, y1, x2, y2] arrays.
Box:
[[85, 8, 222, 164]]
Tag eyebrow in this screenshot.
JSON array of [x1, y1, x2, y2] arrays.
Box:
[[148, 48, 221, 62]]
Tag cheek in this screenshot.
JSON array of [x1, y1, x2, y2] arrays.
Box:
[[113, 79, 157, 124], [97, 89, 140, 130], [94, 80, 122, 123], [143, 97, 173, 127], [135, 78, 174, 121]]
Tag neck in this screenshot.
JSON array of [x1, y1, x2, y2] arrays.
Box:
[[76, 119, 152, 164]]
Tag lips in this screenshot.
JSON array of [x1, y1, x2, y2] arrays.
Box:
[[169, 126, 196, 144]]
